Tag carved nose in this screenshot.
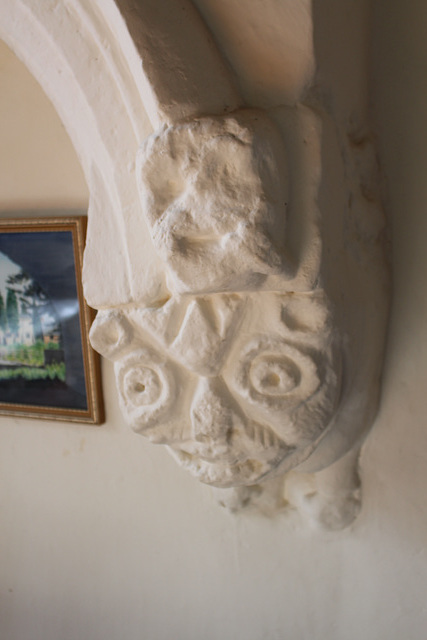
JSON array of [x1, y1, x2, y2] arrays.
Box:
[[190, 377, 242, 444]]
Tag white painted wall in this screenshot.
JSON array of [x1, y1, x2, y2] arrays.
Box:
[[0, 41, 89, 211], [1, 0, 427, 636]]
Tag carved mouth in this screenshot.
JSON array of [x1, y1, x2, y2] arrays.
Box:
[[169, 448, 286, 487], [168, 422, 295, 488]]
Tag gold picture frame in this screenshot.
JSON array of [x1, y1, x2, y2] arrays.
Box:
[[0, 216, 104, 424]]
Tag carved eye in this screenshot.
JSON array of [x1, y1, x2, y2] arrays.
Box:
[[249, 355, 301, 397], [115, 348, 176, 433], [230, 335, 340, 443], [235, 337, 321, 410], [123, 366, 162, 407]]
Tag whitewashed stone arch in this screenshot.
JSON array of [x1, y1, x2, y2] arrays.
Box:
[[0, 0, 389, 529], [0, 0, 241, 308]]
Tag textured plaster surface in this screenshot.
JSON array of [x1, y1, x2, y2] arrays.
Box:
[[194, 0, 314, 107]]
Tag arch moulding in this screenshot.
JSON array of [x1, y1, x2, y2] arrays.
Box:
[[0, 0, 389, 530]]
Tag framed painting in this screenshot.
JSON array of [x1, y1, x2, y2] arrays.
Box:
[[0, 216, 104, 424]]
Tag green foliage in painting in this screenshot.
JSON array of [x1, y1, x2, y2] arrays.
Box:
[[7, 271, 50, 341], [6, 340, 46, 366], [0, 293, 6, 333], [6, 288, 19, 336], [0, 362, 66, 382]]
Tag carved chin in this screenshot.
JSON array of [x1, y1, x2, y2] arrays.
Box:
[[168, 447, 284, 488]]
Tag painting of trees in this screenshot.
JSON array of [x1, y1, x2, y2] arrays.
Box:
[[7, 270, 50, 342], [0, 220, 102, 420]]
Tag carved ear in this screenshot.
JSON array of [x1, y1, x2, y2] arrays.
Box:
[[89, 310, 134, 361]]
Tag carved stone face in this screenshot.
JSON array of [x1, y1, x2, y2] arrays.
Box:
[[90, 292, 341, 487], [89, 110, 342, 488]]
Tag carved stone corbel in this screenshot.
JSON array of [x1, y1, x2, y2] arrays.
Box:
[[90, 98, 387, 529], [1, 0, 389, 529]]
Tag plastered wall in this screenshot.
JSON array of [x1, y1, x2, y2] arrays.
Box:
[[1, 0, 427, 636]]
